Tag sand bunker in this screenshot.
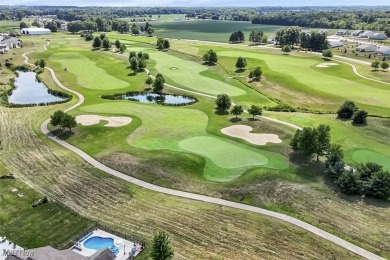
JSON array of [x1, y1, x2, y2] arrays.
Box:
[[316, 63, 339, 68], [76, 115, 132, 127], [221, 125, 282, 145]]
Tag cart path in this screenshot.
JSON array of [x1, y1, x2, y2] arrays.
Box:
[[21, 43, 384, 260]]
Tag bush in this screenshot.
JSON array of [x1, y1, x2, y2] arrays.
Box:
[[352, 110, 368, 124], [337, 101, 358, 119]]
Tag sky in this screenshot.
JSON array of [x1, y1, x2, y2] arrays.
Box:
[[2, 0, 390, 7]]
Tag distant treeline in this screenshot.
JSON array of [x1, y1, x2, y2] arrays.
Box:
[[252, 11, 390, 31], [1, 6, 389, 32]]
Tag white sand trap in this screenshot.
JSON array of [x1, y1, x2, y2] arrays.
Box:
[[316, 63, 339, 68], [76, 115, 132, 127], [221, 125, 282, 145]]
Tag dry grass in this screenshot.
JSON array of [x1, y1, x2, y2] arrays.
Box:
[[0, 106, 361, 259]]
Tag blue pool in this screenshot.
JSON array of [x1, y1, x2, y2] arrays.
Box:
[[83, 236, 118, 254]]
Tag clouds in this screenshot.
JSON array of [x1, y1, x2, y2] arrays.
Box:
[[3, 0, 390, 6]]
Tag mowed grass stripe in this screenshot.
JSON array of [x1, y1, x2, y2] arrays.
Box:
[[49, 52, 130, 90], [352, 150, 390, 171], [150, 50, 246, 96], [218, 50, 390, 112]]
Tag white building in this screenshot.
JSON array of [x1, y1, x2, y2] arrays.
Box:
[[351, 30, 364, 36], [356, 44, 377, 52], [20, 27, 51, 35], [336, 30, 350, 36]]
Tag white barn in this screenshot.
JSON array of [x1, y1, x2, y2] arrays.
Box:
[[356, 44, 377, 52], [20, 28, 51, 35], [375, 47, 390, 56], [329, 40, 344, 48]]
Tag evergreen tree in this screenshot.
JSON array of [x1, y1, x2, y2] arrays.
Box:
[[150, 231, 174, 260]]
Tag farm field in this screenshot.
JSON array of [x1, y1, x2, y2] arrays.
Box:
[[0, 20, 19, 32], [1, 30, 390, 259]]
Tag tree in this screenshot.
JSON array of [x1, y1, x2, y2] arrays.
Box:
[[145, 77, 153, 85], [324, 144, 345, 181], [102, 38, 110, 50], [92, 36, 102, 49], [381, 61, 389, 70], [129, 56, 139, 74], [119, 44, 126, 53], [248, 105, 262, 119], [131, 23, 140, 35], [315, 124, 331, 161], [157, 37, 164, 47], [36, 58, 46, 70], [99, 33, 106, 40], [202, 49, 218, 64], [50, 110, 65, 128], [352, 110, 368, 125], [230, 105, 244, 118], [249, 67, 262, 80], [150, 231, 174, 260], [129, 51, 137, 59], [61, 114, 77, 132], [163, 39, 170, 49], [235, 57, 247, 70], [369, 170, 390, 199], [147, 26, 154, 36], [19, 21, 27, 29], [322, 49, 333, 60], [45, 21, 58, 32], [371, 61, 380, 71], [153, 73, 165, 93], [337, 101, 358, 119], [215, 94, 231, 113], [282, 45, 291, 55], [115, 39, 121, 49], [337, 170, 361, 194], [290, 127, 318, 157]]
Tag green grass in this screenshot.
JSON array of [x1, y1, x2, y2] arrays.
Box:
[[215, 50, 390, 116], [179, 136, 288, 181], [150, 49, 246, 96], [0, 179, 93, 249], [49, 52, 131, 90], [352, 150, 390, 171], [152, 20, 285, 42], [0, 20, 19, 32]]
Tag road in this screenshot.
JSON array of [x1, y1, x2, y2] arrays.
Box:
[[22, 43, 385, 260]]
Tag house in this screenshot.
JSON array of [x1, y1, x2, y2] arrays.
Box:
[[369, 33, 387, 40], [20, 27, 51, 35], [336, 29, 350, 36], [329, 40, 344, 48], [5, 246, 115, 260], [359, 31, 374, 38], [375, 47, 390, 56], [0, 37, 21, 54], [356, 44, 377, 52], [351, 30, 364, 36]]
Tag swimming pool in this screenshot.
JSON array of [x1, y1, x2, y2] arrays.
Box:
[[83, 236, 118, 254]]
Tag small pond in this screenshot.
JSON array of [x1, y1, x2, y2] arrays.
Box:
[[8, 71, 66, 104], [125, 93, 196, 105]]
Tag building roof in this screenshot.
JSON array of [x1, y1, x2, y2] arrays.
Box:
[[21, 28, 51, 32], [360, 31, 374, 36], [376, 47, 390, 52], [89, 248, 116, 260], [356, 44, 377, 49]]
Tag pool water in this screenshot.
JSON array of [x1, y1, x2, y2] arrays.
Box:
[[8, 71, 66, 104], [125, 93, 195, 105], [83, 236, 115, 251]]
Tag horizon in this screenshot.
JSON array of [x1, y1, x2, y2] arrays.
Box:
[[2, 0, 390, 7]]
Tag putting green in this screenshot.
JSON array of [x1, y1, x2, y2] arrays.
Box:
[[49, 52, 130, 90], [352, 150, 390, 171], [79, 102, 288, 181], [218, 50, 390, 111], [151, 51, 246, 96]]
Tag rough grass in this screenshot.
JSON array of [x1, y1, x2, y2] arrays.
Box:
[[0, 179, 93, 249]]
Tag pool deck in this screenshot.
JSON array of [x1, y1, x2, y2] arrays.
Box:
[[0, 237, 23, 260], [72, 229, 142, 259]]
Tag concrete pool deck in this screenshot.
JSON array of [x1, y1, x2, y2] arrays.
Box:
[[0, 237, 23, 260], [72, 229, 142, 259]]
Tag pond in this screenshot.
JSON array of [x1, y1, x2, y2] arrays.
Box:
[[8, 71, 66, 104], [125, 93, 196, 105]]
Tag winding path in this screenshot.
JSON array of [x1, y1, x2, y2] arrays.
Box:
[[22, 43, 385, 260]]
